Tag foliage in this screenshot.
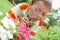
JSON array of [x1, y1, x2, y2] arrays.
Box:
[[30, 26, 60, 40], [45, 9, 60, 26], [14, 0, 31, 4], [0, 0, 13, 13], [0, 12, 6, 19]]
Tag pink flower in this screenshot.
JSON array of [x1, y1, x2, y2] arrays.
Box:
[[16, 34, 21, 40], [18, 25, 30, 40]]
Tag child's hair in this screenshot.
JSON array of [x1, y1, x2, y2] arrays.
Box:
[[32, 0, 52, 10]]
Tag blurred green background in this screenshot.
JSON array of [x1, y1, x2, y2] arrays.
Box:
[[0, 0, 13, 13]]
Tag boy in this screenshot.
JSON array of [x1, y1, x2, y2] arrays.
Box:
[[7, 0, 52, 36], [26, 0, 52, 32]]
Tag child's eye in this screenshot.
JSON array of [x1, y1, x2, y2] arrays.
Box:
[[34, 7, 39, 11], [32, 6, 40, 12]]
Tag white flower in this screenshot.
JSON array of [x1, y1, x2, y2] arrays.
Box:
[[53, 14, 58, 19], [0, 26, 13, 40], [7, 31, 13, 39], [0, 26, 6, 34], [8, 18, 16, 29], [0, 34, 8, 40], [1, 16, 16, 29], [0, 26, 8, 40], [1, 16, 9, 29], [58, 11, 60, 16], [45, 17, 50, 22]]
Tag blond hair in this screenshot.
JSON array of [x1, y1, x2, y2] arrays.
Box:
[[32, 0, 52, 10]]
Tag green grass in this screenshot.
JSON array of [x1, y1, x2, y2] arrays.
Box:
[[0, 0, 14, 13]]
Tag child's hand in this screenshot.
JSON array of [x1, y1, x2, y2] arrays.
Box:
[[20, 17, 29, 26]]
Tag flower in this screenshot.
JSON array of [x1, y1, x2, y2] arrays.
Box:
[[1, 16, 16, 29], [18, 25, 30, 40], [16, 34, 21, 40], [0, 34, 8, 40], [0, 26, 13, 40], [7, 31, 13, 39]]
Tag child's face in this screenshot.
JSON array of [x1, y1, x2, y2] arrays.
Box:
[[27, 1, 50, 21]]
